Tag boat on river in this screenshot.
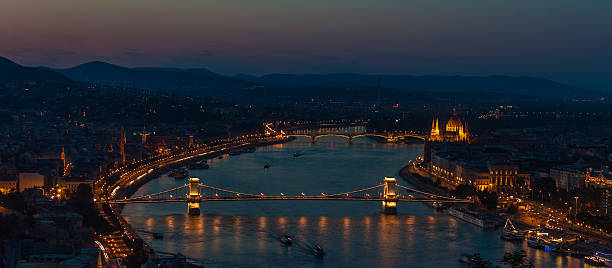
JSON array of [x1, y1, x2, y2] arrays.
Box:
[[169, 168, 188, 180], [584, 255, 606, 266], [433, 201, 449, 211], [241, 147, 256, 153], [500, 218, 524, 241], [188, 160, 209, 169], [459, 253, 485, 266], [279, 234, 293, 246], [448, 206, 496, 228], [527, 239, 544, 249], [311, 245, 325, 258]]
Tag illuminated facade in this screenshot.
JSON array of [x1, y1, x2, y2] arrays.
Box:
[[188, 177, 201, 215], [429, 108, 469, 143], [382, 177, 398, 214], [430, 149, 530, 191], [487, 164, 522, 191], [585, 167, 612, 189], [0, 179, 17, 194], [430, 119, 442, 141]]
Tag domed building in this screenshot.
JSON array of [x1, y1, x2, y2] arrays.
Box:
[[429, 107, 469, 143]]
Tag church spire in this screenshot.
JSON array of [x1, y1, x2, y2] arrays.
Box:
[[141, 125, 147, 145], [430, 117, 441, 141], [119, 127, 126, 165]]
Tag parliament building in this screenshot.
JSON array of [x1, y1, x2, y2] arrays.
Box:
[[429, 108, 469, 143]]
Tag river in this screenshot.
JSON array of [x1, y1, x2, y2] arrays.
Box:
[[122, 137, 581, 267]]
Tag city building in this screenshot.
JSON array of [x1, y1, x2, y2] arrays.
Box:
[[430, 108, 469, 143], [602, 187, 611, 216], [18, 172, 45, 192], [586, 166, 612, 188], [550, 165, 587, 191], [57, 177, 95, 193], [0, 178, 17, 193], [430, 146, 530, 191]]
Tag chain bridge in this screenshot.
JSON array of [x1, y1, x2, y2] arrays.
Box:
[[109, 177, 470, 215]]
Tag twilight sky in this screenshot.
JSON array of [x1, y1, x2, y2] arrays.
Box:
[[1, 0, 611, 90]]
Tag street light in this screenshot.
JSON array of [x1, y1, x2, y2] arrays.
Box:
[[574, 196, 579, 218]]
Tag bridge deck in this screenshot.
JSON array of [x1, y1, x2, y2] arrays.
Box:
[[110, 197, 470, 203]]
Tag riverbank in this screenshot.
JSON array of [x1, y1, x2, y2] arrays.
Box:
[[398, 164, 450, 196], [398, 163, 612, 262], [114, 136, 294, 202]]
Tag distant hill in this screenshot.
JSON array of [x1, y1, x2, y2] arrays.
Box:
[[133, 67, 222, 77], [57, 61, 252, 95], [219, 84, 541, 105], [4, 55, 603, 101], [236, 73, 604, 100], [0, 56, 72, 84]]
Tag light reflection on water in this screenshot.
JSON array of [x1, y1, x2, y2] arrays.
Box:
[[122, 137, 575, 267]]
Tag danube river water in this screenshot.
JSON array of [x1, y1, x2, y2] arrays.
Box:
[[122, 137, 581, 267]]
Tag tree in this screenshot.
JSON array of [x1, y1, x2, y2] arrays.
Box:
[[0, 213, 21, 240], [486, 191, 498, 210], [478, 190, 498, 210], [68, 183, 110, 231], [531, 177, 556, 196], [0, 191, 26, 212], [123, 238, 148, 267], [501, 250, 534, 268], [452, 183, 477, 199], [506, 204, 518, 214]]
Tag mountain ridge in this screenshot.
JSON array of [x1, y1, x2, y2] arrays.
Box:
[[1, 56, 604, 101], [0, 56, 72, 84], [56, 61, 251, 94], [236, 73, 603, 100]]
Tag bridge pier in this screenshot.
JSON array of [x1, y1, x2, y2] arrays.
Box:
[[187, 177, 201, 215], [311, 135, 316, 143], [382, 177, 398, 214]]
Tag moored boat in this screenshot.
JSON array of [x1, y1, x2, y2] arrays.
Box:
[[584, 255, 606, 266], [448, 206, 496, 228], [500, 218, 523, 241], [189, 161, 209, 169], [241, 147, 256, 153], [527, 239, 544, 249], [169, 168, 188, 180], [433, 201, 449, 211], [187, 160, 209, 169]]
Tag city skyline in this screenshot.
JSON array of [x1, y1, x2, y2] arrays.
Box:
[[1, 1, 611, 267]]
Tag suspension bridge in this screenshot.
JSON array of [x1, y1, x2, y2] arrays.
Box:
[[109, 177, 470, 215]]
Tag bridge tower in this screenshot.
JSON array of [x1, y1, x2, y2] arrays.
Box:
[[187, 177, 201, 215], [382, 177, 398, 214]]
